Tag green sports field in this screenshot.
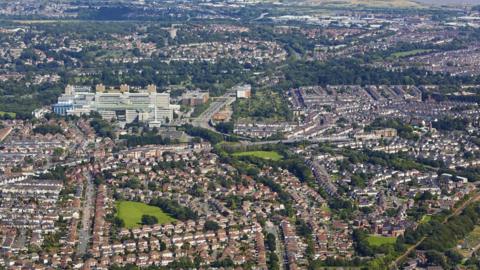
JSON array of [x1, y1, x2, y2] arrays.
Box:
[[115, 201, 176, 228], [0, 111, 16, 118], [391, 49, 432, 58], [232, 151, 283, 161], [367, 235, 397, 247]]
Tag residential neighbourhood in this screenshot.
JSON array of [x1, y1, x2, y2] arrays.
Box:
[[0, 0, 480, 269]]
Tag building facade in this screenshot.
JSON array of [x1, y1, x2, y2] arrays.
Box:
[[53, 84, 174, 125]]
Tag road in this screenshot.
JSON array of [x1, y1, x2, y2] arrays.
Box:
[[189, 87, 352, 145], [254, 12, 268, 20], [191, 91, 236, 131], [306, 159, 338, 196], [241, 136, 352, 146], [35, 121, 93, 175], [265, 222, 286, 270], [76, 172, 95, 257]]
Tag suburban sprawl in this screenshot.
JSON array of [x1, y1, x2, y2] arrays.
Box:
[[0, 0, 480, 270]]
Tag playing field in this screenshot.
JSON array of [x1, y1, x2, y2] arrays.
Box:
[[115, 201, 176, 228], [367, 235, 397, 247], [232, 151, 283, 161], [391, 49, 432, 58], [0, 111, 16, 118]]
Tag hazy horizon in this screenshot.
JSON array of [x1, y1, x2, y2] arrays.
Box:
[[416, 0, 480, 5]]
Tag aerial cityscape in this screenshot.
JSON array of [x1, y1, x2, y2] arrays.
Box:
[[0, 0, 480, 269]]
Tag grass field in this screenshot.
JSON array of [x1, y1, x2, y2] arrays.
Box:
[[115, 201, 176, 228], [420, 214, 432, 224], [391, 49, 432, 58], [0, 111, 16, 118], [367, 235, 397, 247], [232, 151, 283, 161]]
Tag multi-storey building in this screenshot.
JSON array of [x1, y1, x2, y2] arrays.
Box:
[[53, 84, 174, 125]]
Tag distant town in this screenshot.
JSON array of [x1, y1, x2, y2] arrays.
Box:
[[0, 0, 480, 270]]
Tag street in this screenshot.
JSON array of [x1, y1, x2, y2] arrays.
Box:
[[76, 172, 95, 257]]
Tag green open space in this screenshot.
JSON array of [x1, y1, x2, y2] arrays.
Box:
[[420, 214, 432, 224], [0, 111, 16, 118], [391, 49, 432, 58], [232, 150, 283, 161], [115, 200, 176, 228], [367, 235, 397, 247], [232, 89, 292, 122]]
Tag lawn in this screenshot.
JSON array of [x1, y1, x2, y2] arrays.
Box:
[[367, 235, 397, 247], [420, 214, 432, 224], [232, 151, 283, 161], [391, 49, 432, 58], [115, 201, 176, 228], [0, 111, 16, 118]]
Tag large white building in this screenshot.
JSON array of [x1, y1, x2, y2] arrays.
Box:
[[235, 84, 251, 99], [53, 84, 174, 125]]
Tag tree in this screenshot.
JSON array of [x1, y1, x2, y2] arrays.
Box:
[[160, 241, 167, 251], [148, 182, 157, 191], [114, 217, 125, 228], [141, 215, 158, 225], [123, 178, 141, 189], [265, 233, 276, 252], [215, 121, 234, 134], [33, 124, 63, 135], [268, 252, 280, 270], [53, 148, 64, 157], [149, 197, 198, 220], [204, 220, 220, 231]]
